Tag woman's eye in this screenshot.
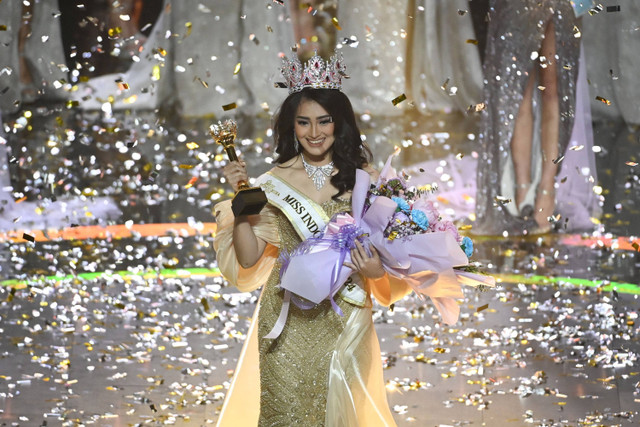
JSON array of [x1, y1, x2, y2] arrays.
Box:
[[296, 121, 309, 126], [320, 119, 333, 125]]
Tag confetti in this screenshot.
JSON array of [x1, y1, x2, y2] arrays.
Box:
[[116, 80, 129, 90], [468, 102, 486, 113], [606, 5, 621, 12], [234, 63, 242, 75], [391, 93, 407, 106], [332, 17, 342, 31], [466, 39, 479, 45], [22, 233, 35, 242], [108, 27, 121, 37], [476, 304, 489, 312], [595, 96, 611, 105], [151, 65, 161, 81], [222, 102, 237, 111]]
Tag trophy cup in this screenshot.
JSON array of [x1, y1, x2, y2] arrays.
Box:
[[210, 120, 268, 216]]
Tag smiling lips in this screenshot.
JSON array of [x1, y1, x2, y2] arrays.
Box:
[[306, 138, 325, 146]]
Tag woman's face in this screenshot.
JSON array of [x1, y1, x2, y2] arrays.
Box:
[[294, 98, 335, 164]]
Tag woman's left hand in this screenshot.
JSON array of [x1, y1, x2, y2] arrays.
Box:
[[344, 240, 386, 279]]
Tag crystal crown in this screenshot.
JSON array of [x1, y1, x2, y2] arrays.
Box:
[[280, 51, 347, 94]]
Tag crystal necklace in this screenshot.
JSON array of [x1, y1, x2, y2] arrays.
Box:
[[301, 155, 334, 191]]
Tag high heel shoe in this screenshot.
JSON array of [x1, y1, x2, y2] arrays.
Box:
[[532, 186, 556, 233]]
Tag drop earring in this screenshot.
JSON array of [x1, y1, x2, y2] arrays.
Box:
[[294, 130, 301, 153]]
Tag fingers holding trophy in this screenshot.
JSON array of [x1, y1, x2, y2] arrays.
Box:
[[210, 120, 268, 217]]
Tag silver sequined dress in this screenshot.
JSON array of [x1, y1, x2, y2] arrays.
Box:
[[474, 0, 580, 234]]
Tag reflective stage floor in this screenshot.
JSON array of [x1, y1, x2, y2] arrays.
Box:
[[0, 106, 638, 426]]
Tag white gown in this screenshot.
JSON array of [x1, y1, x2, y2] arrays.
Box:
[[0, 0, 68, 112], [582, 0, 640, 125], [71, 0, 295, 117], [337, 0, 482, 115]]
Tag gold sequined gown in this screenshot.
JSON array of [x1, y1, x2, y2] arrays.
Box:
[[214, 190, 412, 426]]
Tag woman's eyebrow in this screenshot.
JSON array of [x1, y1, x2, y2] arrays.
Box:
[[296, 114, 332, 120]]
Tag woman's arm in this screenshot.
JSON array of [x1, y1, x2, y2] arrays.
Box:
[[233, 216, 268, 268], [224, 160, 267, 268]]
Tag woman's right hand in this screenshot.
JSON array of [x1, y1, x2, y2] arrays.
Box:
[[223, 160, 249, 193]]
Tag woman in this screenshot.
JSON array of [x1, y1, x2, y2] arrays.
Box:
[[213, 53, 413, 426], [474, 0, 599, 235]]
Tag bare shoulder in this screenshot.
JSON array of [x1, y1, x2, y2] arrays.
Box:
[[362, 164, 380, 182], [270, 157, 301, 178]]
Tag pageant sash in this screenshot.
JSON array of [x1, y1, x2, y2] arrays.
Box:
[[255, 173, 329, 240]]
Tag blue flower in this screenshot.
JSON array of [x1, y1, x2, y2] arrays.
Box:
[[392, 196, 410, 212], [461, 236, 474, 258], [410, 209, 429, 230]]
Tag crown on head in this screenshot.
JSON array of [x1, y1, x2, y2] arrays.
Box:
[[280, 51, 347, 94]]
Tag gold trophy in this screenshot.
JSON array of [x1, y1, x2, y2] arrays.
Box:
[[210, 120, 268, 216]]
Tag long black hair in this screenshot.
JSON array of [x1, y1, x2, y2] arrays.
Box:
[[273, 88, 372, 200]]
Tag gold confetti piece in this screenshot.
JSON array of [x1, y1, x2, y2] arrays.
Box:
[[55, 116, 64, 126], [151, 65, 161, 81], [573, 25, 581, 38], [222, 102, 237, 111], [569, 145, 584, 151], [155, 47, 167, 56], [249, 33, 259, 45], [466, 39, 478, 45], [625, 161, 638, 166], [23, 233, 35, 242], [185, 21, 192, 37], [596, 96, 611, 105], [234, 62, 242, 75], [116, 81, 129, 90], [391, 93, 406, 106], [552, 155, 565, 164], [195, 76, 209, 88], [457, 9, 468, 15], [201, 297, 210, 312], [185, 176, 198, 189], [332, 17, 342, 30], [186, 142, 199, 150], [108, 27, 121, 37], [468, 102, 486, 113], [434, 347, 446, 353], [477, 304, 489, 312], [0, 25, 7, 31], [65, 100, 79, 108], [441, 78, 450, 91], [632, 242, 639, 251], [456, 153, 464, 160], [266, 25, 273, 32]]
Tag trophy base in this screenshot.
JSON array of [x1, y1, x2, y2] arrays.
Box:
[[232, 187, 268, 216]]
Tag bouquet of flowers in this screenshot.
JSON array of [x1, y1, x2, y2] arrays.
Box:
[[266, 154, 494, 338], [365, 170, 474, 258]]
